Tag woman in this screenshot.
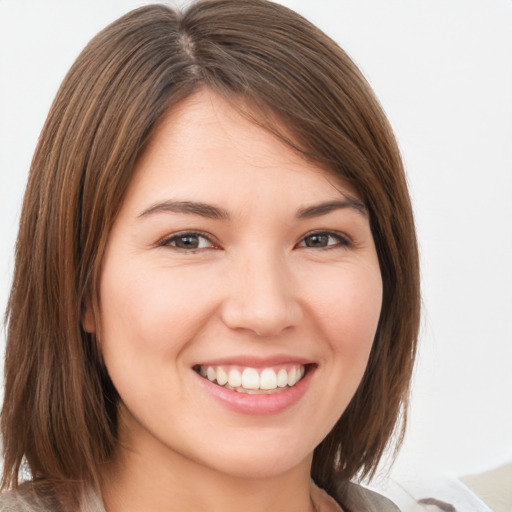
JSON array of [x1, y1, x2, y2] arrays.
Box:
[[1, 1, 420, 511]]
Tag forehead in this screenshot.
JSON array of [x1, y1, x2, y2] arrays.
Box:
[[143, 90, 314, 170], [127, 89, 361, 207]]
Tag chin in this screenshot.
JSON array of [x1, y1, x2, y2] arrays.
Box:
[[205, 449, 312, 481], [186, 430, 317, 480]]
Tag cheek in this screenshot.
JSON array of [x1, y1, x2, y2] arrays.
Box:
[[309, 263, 382, 357], [299, 263, 382, 440], [97, 256, 217, 361]]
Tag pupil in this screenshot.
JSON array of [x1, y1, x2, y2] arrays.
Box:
[[177, 235, 198, 249], [307, 234, 328, 247]]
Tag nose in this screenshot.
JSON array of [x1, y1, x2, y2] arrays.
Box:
[[220, 253, 302, 337]]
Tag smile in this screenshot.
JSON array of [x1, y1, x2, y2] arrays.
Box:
[[194, 364, 307, 394]]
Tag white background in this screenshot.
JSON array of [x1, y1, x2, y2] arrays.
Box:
[[1, 0, 511, 483]]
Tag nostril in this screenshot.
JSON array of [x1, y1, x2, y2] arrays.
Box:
[[220, 299, 302, 338]]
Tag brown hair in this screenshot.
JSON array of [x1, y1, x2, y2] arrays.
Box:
[[2, 0, 420, 503]]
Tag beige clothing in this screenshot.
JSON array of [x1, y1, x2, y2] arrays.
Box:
[[0, 480, 400, 512], [321, 480, 400, 512]]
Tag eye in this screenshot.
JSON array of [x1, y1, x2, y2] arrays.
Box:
[[298, 231, 351, 249], [159, 231, 216, 251]]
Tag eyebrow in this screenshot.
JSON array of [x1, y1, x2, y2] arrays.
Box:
[[139, 200, 230, 219], [296, 198, 367, 218], [138, 197, 367, 220]]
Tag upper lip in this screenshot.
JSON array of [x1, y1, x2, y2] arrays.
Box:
[[195, 355, 314, 368]]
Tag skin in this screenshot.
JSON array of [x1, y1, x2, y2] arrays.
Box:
[[86, 89, 382, 512]]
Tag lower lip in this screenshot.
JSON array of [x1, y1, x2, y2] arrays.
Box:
[[196, 366, 315, 416]]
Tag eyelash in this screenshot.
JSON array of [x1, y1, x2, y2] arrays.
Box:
[[297, 231, 352, 250], [158, 230, 352, 252], [158, 231, 217, 251]]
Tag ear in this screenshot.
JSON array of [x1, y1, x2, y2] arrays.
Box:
[[83, 303, 96, 333]]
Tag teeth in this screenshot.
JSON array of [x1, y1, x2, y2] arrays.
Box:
[[260, 368, 277, 390], [228, 369, 242, 387], [288, 367, 297, 386], [200, 365, 306, 392], [241, 368, 259, 389], [216, 367, 228, 386], [207, 367, 216, 381], [277, 369, 288, 388]]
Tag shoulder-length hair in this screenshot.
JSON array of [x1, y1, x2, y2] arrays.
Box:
[[2, 0, 420, 502]]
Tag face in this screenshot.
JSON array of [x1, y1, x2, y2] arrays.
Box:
[[89, 89, 382, 480]]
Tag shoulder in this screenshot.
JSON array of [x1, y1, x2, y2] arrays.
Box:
[[340, 482, 400, 512], [0, 493, 47, 512], [0, 483, 61, 512], [321, 480, 401, 512], [0, 491, 33, 512], [0, 484, 105, 512]]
